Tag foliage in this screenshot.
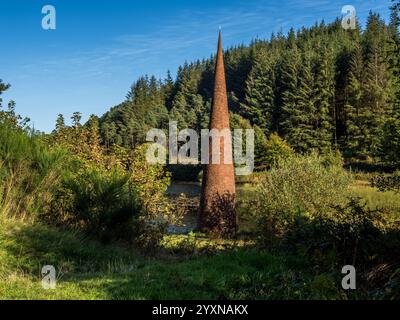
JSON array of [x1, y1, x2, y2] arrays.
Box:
[[0, 120, 66, 219], [380, 117, 400, 166], [93, 9, 399, 167], [251, 152, 353, 245], [249, 151, 400, 294], [160, 232, 255, 255], [45, 165, 138, 242], [285, 198, 381, 265], [128, 144, 182, 250], [254, 130, 294, 170], [1, 1, 400, 300], [371, 171, 400, 193], [240, 47, 275, 133], [100, 76, 169, 149], [0, 88, 177, 247]]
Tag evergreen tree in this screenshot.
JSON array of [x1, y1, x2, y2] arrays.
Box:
[[0, 79, 10, 96], [169, 91, 195, 129], [387, 4, 400, 115], [344, 41, 365, 156], [94, 4, 399, 165], [313, 46, 335, 151], [280, 45, 317, 153], [381, 117, 400, 166], [55, 114, 66, 132], [71, 112, 82, 129], [240, 48, 275, 134], [163, 70, 175, 111], [380, 2, 400, 166], [362, 13, 391, 156]]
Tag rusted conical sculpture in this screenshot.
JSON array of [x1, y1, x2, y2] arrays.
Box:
[[198, 31, 236, 236]]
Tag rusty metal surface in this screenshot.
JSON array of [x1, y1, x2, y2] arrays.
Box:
[[198, 32, 237, 236]]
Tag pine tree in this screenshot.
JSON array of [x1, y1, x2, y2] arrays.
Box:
[[381, 117, 400, 166], [387, 4, 400, 115], [344, 41, 365, 156], [162, 70, 175, 111], [169, 91, 195, 129], [290, 49, 315, 152], [313, 46, 335, 151], [362, 13, 392, 156], [380, 3, 400, 166], [240, 48, 275, 134], [95, 3, 399, 163], [0, 79, 10, 96], [71, 112, 82, 129], [55, 114, 66, 132], [280, 45, 317, 153]]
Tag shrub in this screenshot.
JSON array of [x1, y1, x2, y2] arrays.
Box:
[[129, 144, 183, 250], [286, 197, 381, 265], [371, 171, 400, 193], [0, 119, 181, 247], [230, 114, 294, 171], [44, 143, 182, 247], [252, 150, 400, 285], [252, 152, 353, 245], [255, 130, 294, 170], [286, 197, 400, 299], [45, 165, 138, 242]]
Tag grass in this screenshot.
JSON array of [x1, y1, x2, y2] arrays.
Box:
[[0, 218, 348, 300], [1, 179, 398, 300], [351, 180, 400, 212]]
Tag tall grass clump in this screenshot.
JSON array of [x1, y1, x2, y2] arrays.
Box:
[[44, 165, 139, 242], [0, 123, 66, 219]]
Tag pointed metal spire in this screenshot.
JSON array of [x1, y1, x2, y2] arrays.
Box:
[[198, 31, 237, 236]]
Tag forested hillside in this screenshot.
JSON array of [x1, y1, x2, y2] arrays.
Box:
[[87, 9, 400, 171]]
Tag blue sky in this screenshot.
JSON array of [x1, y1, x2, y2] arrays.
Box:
[[0, 0, 392, 132]]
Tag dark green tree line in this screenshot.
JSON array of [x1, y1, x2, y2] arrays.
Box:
[[65, 6, 400, 169]]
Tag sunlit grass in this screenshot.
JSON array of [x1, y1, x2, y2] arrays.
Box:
[[351, 181, 400, 213], [1, 178, 398, 300], [0, 219, 347, 300]]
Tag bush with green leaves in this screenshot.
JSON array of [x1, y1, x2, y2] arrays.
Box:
[[286, 198, 381, 264], [1, 106, 179, 247], [286, 197, 400, 298], [251, 152, 400, 289], [254, 130, 294, 171], [45, 165, 138, 242], [251, 152, 353, 245], [371, 171, 400, 193], [44, 143, 181, 247], [129, 144, 182, 250]]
